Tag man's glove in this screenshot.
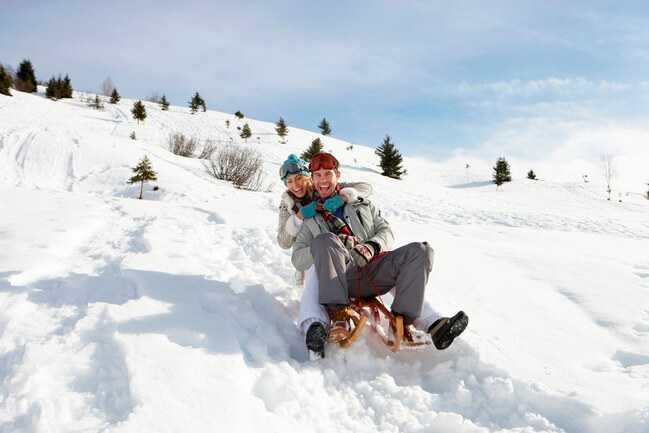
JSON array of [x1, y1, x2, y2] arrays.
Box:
[[350, 243, 376, 267], [337, 233, 358, 250], [323, 195, 345, 213], [300, 202, 317, 219]]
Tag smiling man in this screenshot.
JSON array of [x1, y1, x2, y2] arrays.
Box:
[[291, 153, 468, 358]]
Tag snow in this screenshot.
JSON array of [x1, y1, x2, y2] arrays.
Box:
[[1, 89, 648, 433]]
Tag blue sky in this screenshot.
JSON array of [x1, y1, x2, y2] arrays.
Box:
[[2, 0, 649, 175]]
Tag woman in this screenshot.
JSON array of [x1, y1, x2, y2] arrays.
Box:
[[278, 154, 372, 358]]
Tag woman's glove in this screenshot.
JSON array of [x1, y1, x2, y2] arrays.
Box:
[[299, 202, 317, 219]]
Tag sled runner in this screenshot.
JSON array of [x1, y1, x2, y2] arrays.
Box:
[[338, 298, 405, 352], [335, 297, 437, 351]]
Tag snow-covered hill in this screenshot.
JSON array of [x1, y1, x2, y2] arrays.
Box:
[[1, 89, 648, 433]]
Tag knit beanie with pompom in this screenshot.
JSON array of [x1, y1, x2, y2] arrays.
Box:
[[279, 154, 310, 185]]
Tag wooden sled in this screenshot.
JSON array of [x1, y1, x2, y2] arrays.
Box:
[[338, 298, 404, 352]]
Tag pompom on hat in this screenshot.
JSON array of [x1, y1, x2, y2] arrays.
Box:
[[279, 154, 310, 185]]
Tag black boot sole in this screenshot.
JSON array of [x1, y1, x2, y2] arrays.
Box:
[[432, 311, 468, 350], [306, 323, 327, 360]]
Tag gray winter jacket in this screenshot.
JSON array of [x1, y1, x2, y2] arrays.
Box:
[[277, 182, 373, 250], [291, 197, 394, 272]]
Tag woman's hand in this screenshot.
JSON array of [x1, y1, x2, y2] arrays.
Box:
[[298, 201, 317, 220]]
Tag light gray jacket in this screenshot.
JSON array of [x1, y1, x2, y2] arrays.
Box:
[[291, 196, 394, 272], [277, 182, 373, 250]]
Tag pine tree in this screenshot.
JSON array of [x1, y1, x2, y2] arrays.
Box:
[[240, 123, 252, 142], [318, 118, 331, 135], [645, 182, 649, 200], [189, 92, 205, 113], [88, 94, 104, 110], [61, 74, 72, 98], [15, 59, 37, 93], [235, 110, 244, 119], [301, 138, 324, 161], [493, 157, 512, 186], [127, 155, 158, 199], [275, 117, 289, 143], [160, 94, 170, 111], [110, 88, 121, 104], [131, 100, 147, 124], [375, 134, 406, 179], [0, 65, 12, 96], [45, 76, 60, 99], [45, 74, 73, 100], [527, 169, 537, 180]]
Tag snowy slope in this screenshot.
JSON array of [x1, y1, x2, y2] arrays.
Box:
[[0, 89, 648, 433]]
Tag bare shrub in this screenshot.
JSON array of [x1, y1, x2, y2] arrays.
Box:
[[13, 77, 33, 92], [198, 141, 218, 159], [203, 144, 269, 191], [147, 92, 160, 103], [168, 132, 199, 157], [101, 77, 115, 96], [85, 94, 104, 110]]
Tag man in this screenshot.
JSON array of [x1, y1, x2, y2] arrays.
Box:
[[292, 153, 468, 358]]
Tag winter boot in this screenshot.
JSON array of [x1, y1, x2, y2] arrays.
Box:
[[305, 321, 327, 360], [388, 321, 432, 349], [326, 307, 352, 343], [403, 324, 432, 347], [428, 311, 468, 350]]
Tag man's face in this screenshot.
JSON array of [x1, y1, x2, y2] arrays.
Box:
[[311, 167, 340, 197]]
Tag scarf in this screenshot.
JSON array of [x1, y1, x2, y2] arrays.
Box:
[[312, 186, 352, 236]]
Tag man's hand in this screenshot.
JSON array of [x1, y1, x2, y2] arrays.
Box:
[[337, 233, 358, 249], [323, 195, 344, 213], [350, 243, 376, 267]]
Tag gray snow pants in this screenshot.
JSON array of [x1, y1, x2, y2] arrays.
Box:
[[310, 232, 434, 322]]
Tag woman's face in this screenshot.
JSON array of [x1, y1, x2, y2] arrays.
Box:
[[286, 173, 309, 198]]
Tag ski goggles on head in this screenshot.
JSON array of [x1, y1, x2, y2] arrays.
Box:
[[279, 162, 309, 179], [309, 153, 339, 172]]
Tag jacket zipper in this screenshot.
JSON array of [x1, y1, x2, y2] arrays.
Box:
[[356, 209, 365, 228]]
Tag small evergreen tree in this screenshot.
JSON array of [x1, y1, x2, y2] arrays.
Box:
[[375, 134, 406, 179], [45, 76, 59, 99], [301, 138, 324, 161], [127, 155, 158, 199], [160, 94, 170, 111], [46, 74, 73, 100], [527, 169, 537, 180], [0, 65, 12, 96], [493, 157, 512, 186], [15, 59, 37, 92], [110, 88, 121, 104], [240, 123, 252, 142], [61, 74, 72, 98], [645, 182, 649, 200], [275, 117, 289, 143], [87, 94, 104, 110], [318, 118, 332, 135], [189, 92, 205, 113], [234, 110, 244, 119], [131, 100, 147, 124]]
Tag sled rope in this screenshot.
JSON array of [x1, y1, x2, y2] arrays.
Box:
[[356, 266, 398, 330]]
